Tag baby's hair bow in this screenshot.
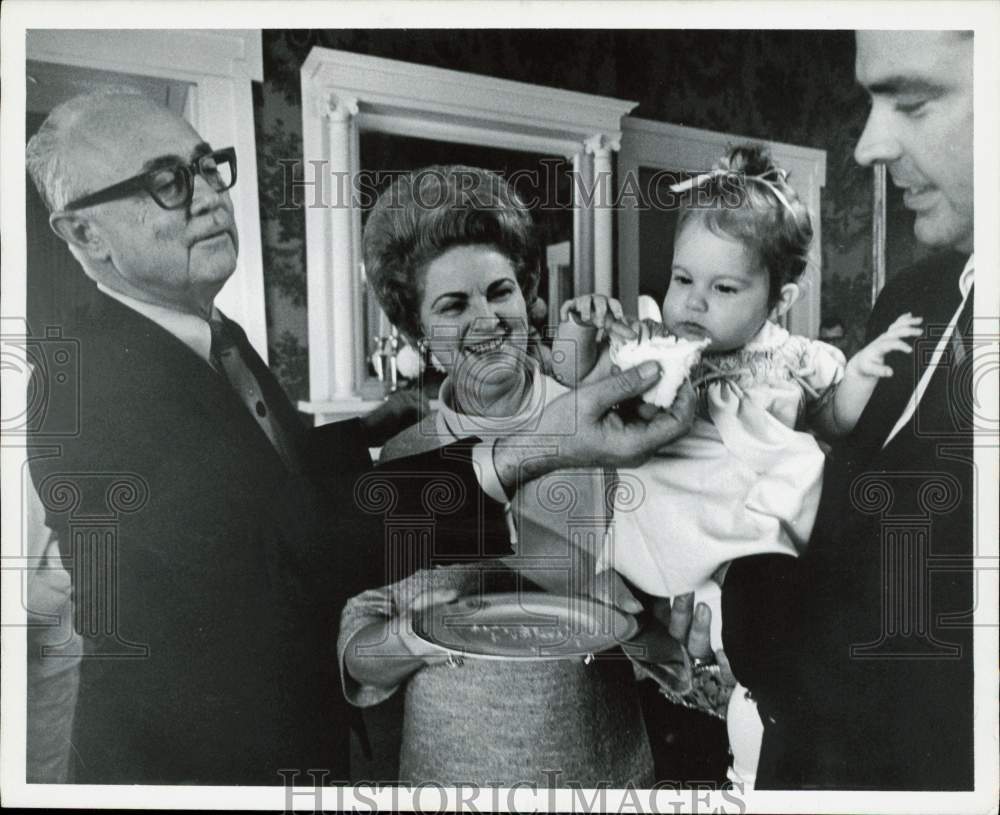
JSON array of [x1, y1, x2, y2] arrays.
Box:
[[669, 167, 798, 221]]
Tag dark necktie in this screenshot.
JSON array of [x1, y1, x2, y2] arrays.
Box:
[[207, 316, 298, 470], [209, 318, 237, 378]]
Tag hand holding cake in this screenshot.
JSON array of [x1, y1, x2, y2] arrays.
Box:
[[609, 324, 710, 409]]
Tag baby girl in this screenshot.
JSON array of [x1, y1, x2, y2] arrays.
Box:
[[553, 143, 921, 786]]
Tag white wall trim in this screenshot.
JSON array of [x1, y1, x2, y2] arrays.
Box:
[[26, 29, 268, 360], [355, 112, 582, 159], [301, 48, 633, 139]]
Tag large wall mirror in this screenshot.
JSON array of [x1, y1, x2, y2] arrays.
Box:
[[354, 132, 575, 400], [298, 48, 636, 424]]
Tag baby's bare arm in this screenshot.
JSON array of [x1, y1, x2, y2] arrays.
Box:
[[551, 294, 635, 386], [552, 316, 600, 386], [811, 313, 923, 439]]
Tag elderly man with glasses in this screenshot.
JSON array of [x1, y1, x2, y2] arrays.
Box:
[[24, 88, 440, 785], [24, 89, 694, 785]]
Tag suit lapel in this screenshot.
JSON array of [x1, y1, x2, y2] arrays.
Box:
[[219, 314, 306, 470], [884, 285, 975, 451], [83, 293, 288, 470]]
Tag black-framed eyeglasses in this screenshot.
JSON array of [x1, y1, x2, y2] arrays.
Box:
[[63, 147, 237, 212]]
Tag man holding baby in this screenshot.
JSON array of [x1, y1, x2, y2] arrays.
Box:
[[546, 29, 976, 791], [554, 28, 976, 791], [719, 30, 976, 790]]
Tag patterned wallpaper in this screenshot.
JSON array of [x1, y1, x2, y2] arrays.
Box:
[[254, 30, 887, 402]]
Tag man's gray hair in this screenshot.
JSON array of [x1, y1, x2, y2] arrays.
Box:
[[26, 86, 148, 213]]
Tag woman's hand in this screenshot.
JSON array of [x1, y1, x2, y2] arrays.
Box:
[[344, 588, 459, 689], [361, 389, 430, 448], [399, 588, 461, 665], [623, 593, 737, 717]]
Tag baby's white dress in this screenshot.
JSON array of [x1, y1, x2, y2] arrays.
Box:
[[603, 320, 845, 597], [601, 320, 846, 787]]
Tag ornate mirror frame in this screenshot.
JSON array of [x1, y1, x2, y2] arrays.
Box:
[[298, 47, 637, 423]]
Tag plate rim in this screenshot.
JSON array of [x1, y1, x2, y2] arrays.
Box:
[[411, 591, 640, 662]]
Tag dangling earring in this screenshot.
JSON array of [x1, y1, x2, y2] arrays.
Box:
[[419, 337, 447, 373]]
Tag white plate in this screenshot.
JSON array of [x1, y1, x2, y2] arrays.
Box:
[[411, 592, 639, 661]]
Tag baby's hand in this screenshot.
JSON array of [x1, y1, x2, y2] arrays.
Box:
[[847, 313, 923, 380], [559, 294, 636, 343], [631, 317, 669, 344], [560, 293, 623, 326]]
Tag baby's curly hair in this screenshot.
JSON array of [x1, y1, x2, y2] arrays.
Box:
[[675, 143, 813, 306], [363, 165, 540, 341]]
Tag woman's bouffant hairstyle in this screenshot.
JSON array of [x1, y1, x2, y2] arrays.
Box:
[[363, 165, 540, 341], [674, 143, 813, 306]]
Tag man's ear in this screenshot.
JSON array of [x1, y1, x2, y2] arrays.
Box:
[[49, 211, 109, 262], [770, 283, 801, 319]]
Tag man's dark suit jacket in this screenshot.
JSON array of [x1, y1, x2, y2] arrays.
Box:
[[28, 291, 508, 785], [722, 251, 975, 790]]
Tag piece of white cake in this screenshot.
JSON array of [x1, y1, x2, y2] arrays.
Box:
[[610, 331, 710, 408]]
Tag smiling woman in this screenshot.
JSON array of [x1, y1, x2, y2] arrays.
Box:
[[418, 245, 531, 418], [364, 165, 542, 421], [339, 165, 657, 786]]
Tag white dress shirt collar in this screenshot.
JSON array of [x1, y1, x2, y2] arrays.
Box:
[[96, 284, 217, 363], [959, 253, 975, 297], [881, 252, 975, 449]]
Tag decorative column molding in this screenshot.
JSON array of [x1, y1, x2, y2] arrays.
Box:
[[315, 91, 360, 123], [572, 150, 595, 296], [585, 134, 621, 297], [322, 93, 359, 401], [584, 133, 621, 156], [303, 89, 361, 404]]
